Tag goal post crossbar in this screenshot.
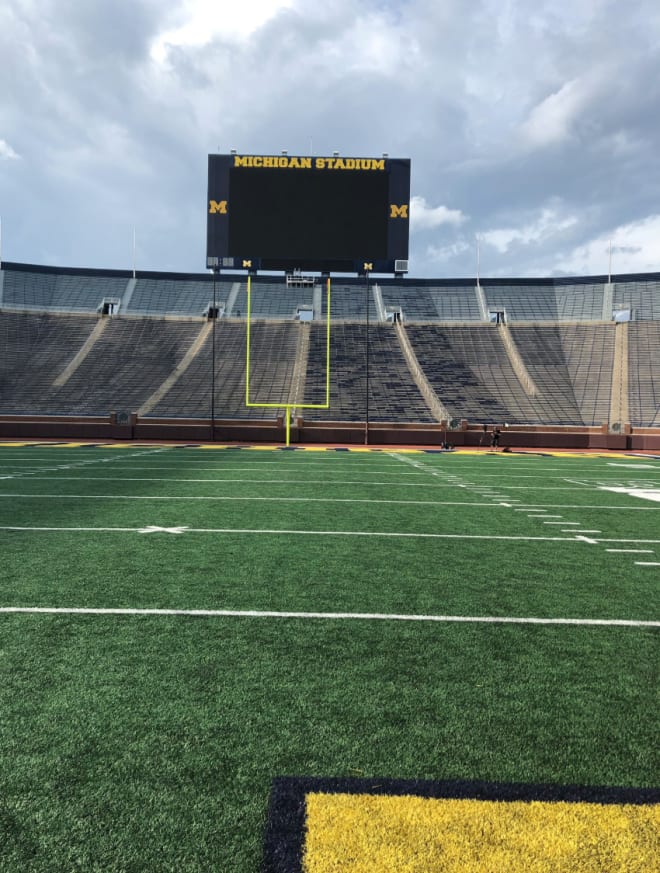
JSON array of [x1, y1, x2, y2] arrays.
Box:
[[245, 275, 331, 444]]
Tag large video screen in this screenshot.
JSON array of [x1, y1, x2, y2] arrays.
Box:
[[207, 154, 410, 273]]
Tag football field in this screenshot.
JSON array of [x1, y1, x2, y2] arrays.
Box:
[[0, 443, 658, 871]]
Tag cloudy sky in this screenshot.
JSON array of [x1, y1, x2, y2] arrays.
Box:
[[1, 0, 659, 278]]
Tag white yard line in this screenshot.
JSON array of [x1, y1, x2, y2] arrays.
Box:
[[0, 606, 656, 627], [1, 524, 659, 545], [4, 475, 482, 488], [39, 465, 425, 476], [0, 447, 172, 480], [0, 525, 609, 541], [0, 494, 507, 508], [6, 471, 613, 493], [514, 505, 660, 511], [489, 486, 607, 491], [387, 453, 654, 556], [606, 549, 654, 554]]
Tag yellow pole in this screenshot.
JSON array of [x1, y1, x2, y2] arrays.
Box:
[[326, 277, 331, 406], [245, 274, 251, 406], [285, 405, 291, 447]]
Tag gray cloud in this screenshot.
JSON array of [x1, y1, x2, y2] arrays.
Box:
[[1, 0, 659, 276]]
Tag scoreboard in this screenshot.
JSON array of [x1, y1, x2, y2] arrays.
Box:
[[206, 154, 410, 274]]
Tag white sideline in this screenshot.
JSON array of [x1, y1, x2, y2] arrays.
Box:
[[0, 606, 657, 627]]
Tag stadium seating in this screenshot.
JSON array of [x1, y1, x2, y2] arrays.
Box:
[[508, 325, 587, 424], [554, 324, 615, 425], [48, 318, 204, 416], [483, 284, 558, 321], [0, 312, 98, 414], [405, 324, 536, 424], [379, 284, 481, 321], [126, 276, 222, 316], [230, 281, 314, 319], [1, 262, 659, 428], [320, 284, 370, 320], [627, 321, 660, 426], [612, 278, 660, 321], [555, 283, 605, 321], [2, 266, 127, 313], [303, 323, 436, 422], [148, 320, 300, 419]]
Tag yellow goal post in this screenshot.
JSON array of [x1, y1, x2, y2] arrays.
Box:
[[245, 275, 332, 445]]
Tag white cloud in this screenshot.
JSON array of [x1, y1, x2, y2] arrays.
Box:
[[426, 240, 471, 262], [521, 78, 593, 147], [0, 139, 20, 160], [558, 215, 660, 275], [150, 0, 294, 62], [482, 206, 578, 253], [410, 195, 466, 230]]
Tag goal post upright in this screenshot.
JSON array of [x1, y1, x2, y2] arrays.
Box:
[[245, 274, 332, 446]]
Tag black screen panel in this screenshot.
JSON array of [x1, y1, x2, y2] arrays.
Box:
[[207, 154, 410, 273]]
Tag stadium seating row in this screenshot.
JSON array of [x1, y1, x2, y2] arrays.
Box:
[[1, 311, 658, 426], [3, 263, 660, 321]]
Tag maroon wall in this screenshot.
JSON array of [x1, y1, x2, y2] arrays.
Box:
[[0, 415, 656, 451]]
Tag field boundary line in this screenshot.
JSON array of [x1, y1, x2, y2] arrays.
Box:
[[0, 606, 657, 627], [2, 524, 660, 545], [0, 494, 509, 508], [0, 474, 605, 490], [0, 475, 467, 487]]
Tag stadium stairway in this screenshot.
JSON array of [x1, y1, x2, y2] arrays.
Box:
[[609, 320, 629, 428], [289, 322, 311, 413], [394, 321, 449, 422], [497, 322, 538, 398], [53, 318, 109, 387]]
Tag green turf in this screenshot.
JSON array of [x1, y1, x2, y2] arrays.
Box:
[[0, 446, 658, 871]]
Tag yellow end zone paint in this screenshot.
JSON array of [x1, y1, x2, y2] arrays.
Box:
[[42, 442, 90, 448], [0, 442, 642, 459], [103, 444, 141, 449], [303, 793, 659, 873]]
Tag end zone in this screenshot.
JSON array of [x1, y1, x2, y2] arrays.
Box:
[[263, 777, 659, 872]]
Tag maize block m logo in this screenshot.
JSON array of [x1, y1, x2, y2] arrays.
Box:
[[390, 203, 408, 219], [209, 200, 228, 214]]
